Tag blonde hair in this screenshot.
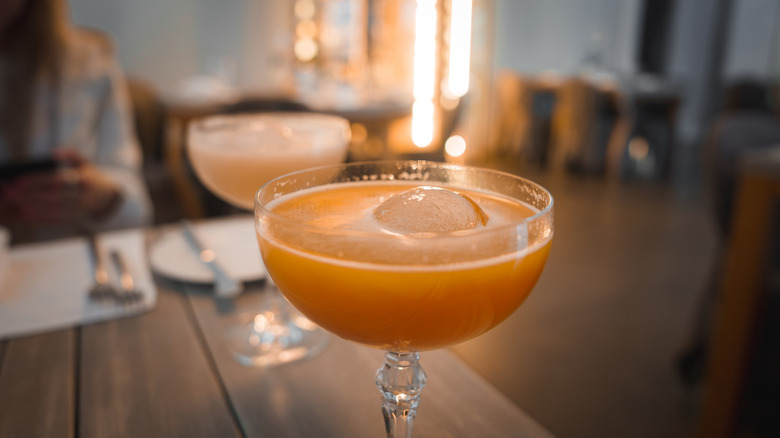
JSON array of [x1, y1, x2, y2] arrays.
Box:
[[0, 0, 70, 161]]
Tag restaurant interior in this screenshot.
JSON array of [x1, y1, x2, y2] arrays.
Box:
[[1, 0, 779, 437]]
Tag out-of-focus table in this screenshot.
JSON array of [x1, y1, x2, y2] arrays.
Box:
[[0, 221, 555, 438]]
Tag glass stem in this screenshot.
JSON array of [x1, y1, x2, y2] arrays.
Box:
[[263, 280, 286, 317], [375, 351, 427, 438]]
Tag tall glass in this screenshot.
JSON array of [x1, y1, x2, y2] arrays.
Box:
[[187, 112, 351, 366], [255, 161, 554, 437]]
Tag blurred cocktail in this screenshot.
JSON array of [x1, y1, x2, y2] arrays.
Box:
[[255, 161, 553, 436], [187, 112, 351, 366], [188, 112, 350, 210]]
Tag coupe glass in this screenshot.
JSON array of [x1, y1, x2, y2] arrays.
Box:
[[187, 112, 351, 366], [254, 161, 554, 437]]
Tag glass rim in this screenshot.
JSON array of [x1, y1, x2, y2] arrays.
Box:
[[254, 160, 554, 241], [188, 111, 351, 134]]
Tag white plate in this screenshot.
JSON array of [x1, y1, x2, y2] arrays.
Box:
[[149, 216, 265, 284]]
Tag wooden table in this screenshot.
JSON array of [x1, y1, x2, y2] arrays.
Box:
[[0, 224, 554, 438]]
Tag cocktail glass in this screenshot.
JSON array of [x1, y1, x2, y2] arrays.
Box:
[[254, 161, 554, 437], [187, 112, 351, 366]]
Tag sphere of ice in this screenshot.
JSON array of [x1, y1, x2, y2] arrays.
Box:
[[373, 186, 489, 234]]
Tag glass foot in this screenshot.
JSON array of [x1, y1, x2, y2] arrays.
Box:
[[227, 284, 329, 367], [227, 309, 329, 366]]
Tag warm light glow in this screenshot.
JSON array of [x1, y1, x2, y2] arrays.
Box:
[[412, 0, 437, 148], [296, 19, 318, 39], [412, 99, 434, 147], [413, 0, 437, 100], [199, 249, 215, 263], [628, 136, 650, 160], [447, 0, 472, 97], [294, 0, 316, 19], [253, 313, 271, 332], [295, 38, 319, 62], [444, 135, 466, 157], [293, 0, 318, 62]]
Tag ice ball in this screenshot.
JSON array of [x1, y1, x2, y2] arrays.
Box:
[[374, 186, 489, 234]]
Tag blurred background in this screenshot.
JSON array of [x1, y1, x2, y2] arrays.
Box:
[[68, 0, 780, 437], [67, 0, 780, 217]]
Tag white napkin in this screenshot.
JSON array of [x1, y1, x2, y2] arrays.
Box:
[[0, 228, 156, 340]]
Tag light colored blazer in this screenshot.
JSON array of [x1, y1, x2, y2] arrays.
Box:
[[0, 27, 153, 236]]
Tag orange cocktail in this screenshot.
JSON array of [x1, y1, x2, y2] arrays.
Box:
[[254, 161, 554, 438], [258, 181, 551, 351]]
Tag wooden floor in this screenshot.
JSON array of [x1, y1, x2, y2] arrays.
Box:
[[450, 161, 720, 438]]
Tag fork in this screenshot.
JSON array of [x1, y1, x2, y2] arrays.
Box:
[[86, 231, 117, 301], [110, 250, 144, 303]]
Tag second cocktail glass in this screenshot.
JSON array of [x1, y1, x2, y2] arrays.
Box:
[[187, 112, 351, 366]]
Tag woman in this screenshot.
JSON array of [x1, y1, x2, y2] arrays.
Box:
[[0, 0, 152, 243]]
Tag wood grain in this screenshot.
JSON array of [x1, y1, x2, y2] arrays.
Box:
[[78, 284, 240, 438], [186, 282, 555, 438], [0, 330, 74, 438]]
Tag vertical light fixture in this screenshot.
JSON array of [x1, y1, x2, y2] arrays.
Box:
[[447, 0, 472, 98], [293, 0, 319, 62], [444, 0, 473, 160], [411, 0, 437, 148]]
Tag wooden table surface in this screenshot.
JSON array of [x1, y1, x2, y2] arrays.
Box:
[[0, 223, 554, 438]]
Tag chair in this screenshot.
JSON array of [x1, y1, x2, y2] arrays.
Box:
[[549, 77, 632, 176], [675, 105, 780, 437], [488, 72, 556, 167]]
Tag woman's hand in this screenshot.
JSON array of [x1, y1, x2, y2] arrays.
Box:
[[1, 149, 121, 225]]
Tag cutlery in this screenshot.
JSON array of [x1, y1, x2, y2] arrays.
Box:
[[181, 220, 244, 298], [86, 231, 116, 301], [110, 250, 144, 303]]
